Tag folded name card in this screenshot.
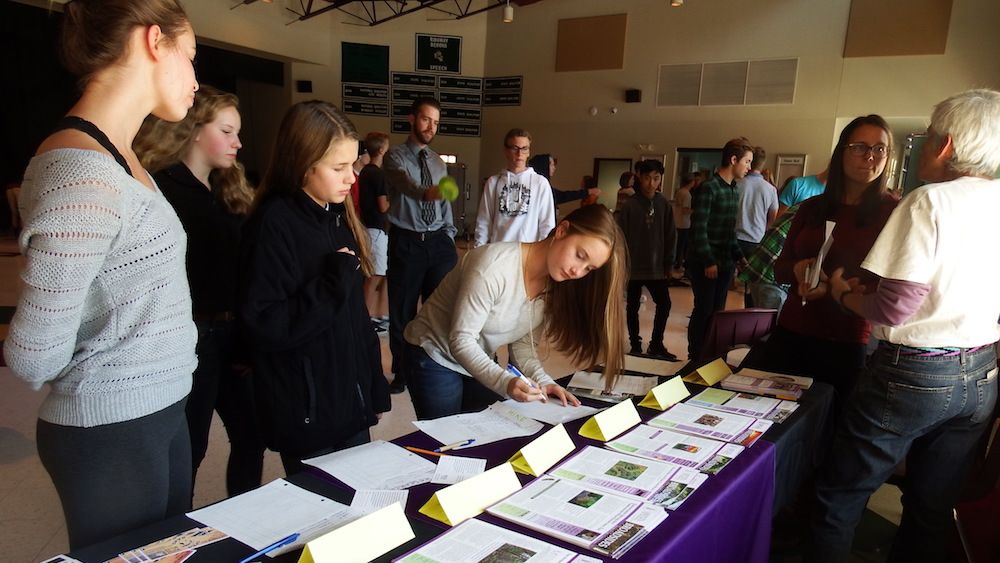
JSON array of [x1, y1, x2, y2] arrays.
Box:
[[509, 423, 574, 476], [419, 462, 521, 526], [638, 376, 690, 411], [579, 399, 641, 441], [297, 502, 413, 563], [683, 358, 732, 386]]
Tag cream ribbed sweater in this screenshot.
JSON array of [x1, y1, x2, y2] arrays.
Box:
[[4, 149, 196, 427]]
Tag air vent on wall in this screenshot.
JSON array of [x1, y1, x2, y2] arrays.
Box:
[[656, 58, 797, 107]]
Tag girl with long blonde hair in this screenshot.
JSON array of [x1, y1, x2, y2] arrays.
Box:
[[134, 85, 264, 497], [405, 203, 628, 419]]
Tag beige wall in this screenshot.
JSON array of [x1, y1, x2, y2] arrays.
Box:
[[481, 0, 1000, 202], [186, 1, 488, 211]]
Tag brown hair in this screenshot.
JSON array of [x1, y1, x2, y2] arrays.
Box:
[[504, 128, 531, 147], [61, 0, 190, 86], [135, 85, 254, 215], [543, 205, 628, 387], [720, 137, 753, 168], [254, 101, 373, 275], [364, 131, 390, 156], [811, 114, 892, 227], [750, 146, 767, 170]]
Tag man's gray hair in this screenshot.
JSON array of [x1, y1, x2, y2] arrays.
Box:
[[930, 89, 1000, 177]]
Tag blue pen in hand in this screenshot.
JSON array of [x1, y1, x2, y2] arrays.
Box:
[[238, 532, 300, 563], [508, 363, 546, 403]]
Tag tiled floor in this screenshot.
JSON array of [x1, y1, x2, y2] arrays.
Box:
[[0, 232, 901, 562]]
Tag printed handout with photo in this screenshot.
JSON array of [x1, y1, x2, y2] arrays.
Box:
[[569, 491, 604, 509], [649, 403, 756, 442], [396, 519, 603, 563], [604, 460, 647, 481], [606, 424, 725, 469], [478, 543, 537, 563], [104, 528, 226, 563]]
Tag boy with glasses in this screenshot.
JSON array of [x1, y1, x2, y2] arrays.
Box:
[[474, 128, 555, 247]]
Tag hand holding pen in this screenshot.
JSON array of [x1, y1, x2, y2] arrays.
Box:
[[507, 363, 547, 403]]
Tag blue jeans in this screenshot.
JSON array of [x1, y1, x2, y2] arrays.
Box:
[[686, 263, 734, 358], [747, 280, 787, 313], [809, 343, 998, 563], [406, 344, 502, 420]]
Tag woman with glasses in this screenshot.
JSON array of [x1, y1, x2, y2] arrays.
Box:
[[750, 115, 898, 399]]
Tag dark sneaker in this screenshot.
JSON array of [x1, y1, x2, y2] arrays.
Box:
[[628, 342, 643, 356], [388, 380, 406, 394], [647, 343, 680, 362]]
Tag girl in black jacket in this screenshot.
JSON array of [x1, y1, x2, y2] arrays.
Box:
[[239, 101, 391, 475]]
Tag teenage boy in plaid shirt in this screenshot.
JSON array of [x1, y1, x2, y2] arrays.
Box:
[[686, 138, 753, 360]]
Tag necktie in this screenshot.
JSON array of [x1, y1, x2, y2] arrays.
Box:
[[418, 149, 437, 225]]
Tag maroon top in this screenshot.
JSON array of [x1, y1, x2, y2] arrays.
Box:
[[774, 195, 897, 343]]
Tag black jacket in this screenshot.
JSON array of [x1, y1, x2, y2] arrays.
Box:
[[156, 163, 243, 315], [239, 190, 390, 458]]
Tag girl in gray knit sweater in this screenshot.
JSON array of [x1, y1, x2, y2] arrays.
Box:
[[4, 0, 200, 549]]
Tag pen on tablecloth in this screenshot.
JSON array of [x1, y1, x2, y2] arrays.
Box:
[[508, 363, 546, 402], [436, 439, 475, 452], [238, 532, 300, 563], [405, 446, 447, 458]]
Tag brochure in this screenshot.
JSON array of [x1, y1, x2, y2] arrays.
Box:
[[487, 477, 667, 559], [765, 400, 801, 423], [605, 424, 724, 470], [657, 468, 709, 511], [701, 443, 745, 475], [549, 446, 682, 505], [648, 403, 756, 443], [567, 371, 658, 404], [687, 388, 782, 418], [393, 519, 602, 563]]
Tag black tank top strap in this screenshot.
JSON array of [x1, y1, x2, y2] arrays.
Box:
[[52, 116, 133, 178]]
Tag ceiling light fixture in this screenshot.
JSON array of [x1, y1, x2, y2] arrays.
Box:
[[503, 0, 514, 23], [671, 0, 683, 6]]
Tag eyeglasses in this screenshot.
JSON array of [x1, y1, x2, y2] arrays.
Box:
[[845, 142, 888, 159], [505, 145, 530, 153]]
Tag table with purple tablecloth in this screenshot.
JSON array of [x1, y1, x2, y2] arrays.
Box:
[[381, 401, 775, 563]]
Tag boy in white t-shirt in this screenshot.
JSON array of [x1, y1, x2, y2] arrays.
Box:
[[811, 89, 1000, 563]]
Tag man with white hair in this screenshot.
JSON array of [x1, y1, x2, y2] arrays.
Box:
[[811, 89, 1000, 563]]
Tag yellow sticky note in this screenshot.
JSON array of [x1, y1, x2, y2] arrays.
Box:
[[509, 424, 574, 476], [578, 399, 641, 441], [418, 462, 521, 526], [297, 502, 413, 563], [638, 376, 690, 411], [683, 358, 732, 386]]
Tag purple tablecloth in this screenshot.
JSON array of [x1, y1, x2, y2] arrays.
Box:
[[319, 401, 775, 563]]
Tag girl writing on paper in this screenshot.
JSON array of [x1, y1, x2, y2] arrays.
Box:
[[4, 0, 199, 548], [134, 86, 264, 497], [239, 101, 390, 476], [750, 115, 898, 398], [405, 204, 628, 419]]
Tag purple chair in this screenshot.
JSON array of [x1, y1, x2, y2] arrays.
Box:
[[692, 308, 778, 368]]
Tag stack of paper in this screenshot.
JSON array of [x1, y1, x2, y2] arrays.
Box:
[[720, 368, 812, 400], [303, 440, 437, 490], [500, 398, 602, 425], [395, 519, 602, 563], [649, 402, 773, 446], [487, 476, 667, 559], [549, 446, 683, 505], [686, 388, 782, 418], [188, 479, 355, 557], [567, 371, 659, 404], [606, 424, 745, 476], [413, 402, 544, 448]]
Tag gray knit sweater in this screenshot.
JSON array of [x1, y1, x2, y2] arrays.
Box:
[[4, 149, 196, 427]]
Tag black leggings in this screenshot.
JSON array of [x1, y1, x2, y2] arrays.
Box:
[[186, 320, 264, 496], [37, 399, 192, 550]]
